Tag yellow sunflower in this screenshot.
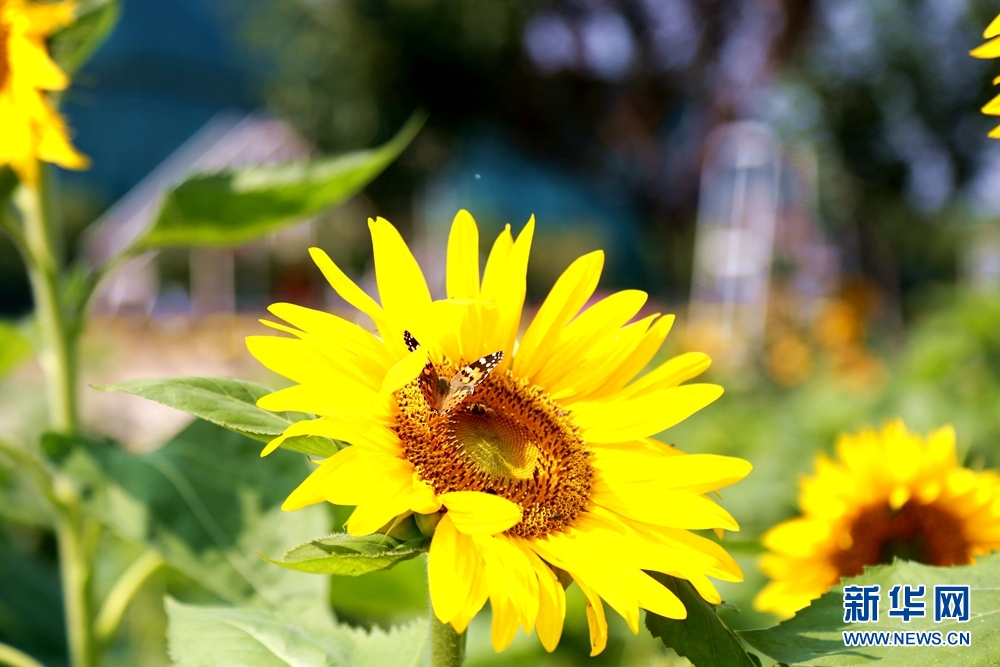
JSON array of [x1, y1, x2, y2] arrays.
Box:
[[0, 0, 89, 185], [248, 211, 751, 655], [755, 419, 1000, 619], [972, 13, 1000, 138]]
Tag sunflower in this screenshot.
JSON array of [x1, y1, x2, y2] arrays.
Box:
[[755, 420, 1000, 619], [0, 0, 89, 185], [248, 211, 751, 654], [972, 13, 1000, 138]]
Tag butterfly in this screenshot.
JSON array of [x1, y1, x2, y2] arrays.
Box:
[[403, 330, 503, 412]]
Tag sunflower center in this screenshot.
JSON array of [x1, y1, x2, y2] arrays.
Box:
[[832, 500, 973, 578], [394, 362, 592, 538]]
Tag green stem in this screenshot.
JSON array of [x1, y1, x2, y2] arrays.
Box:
[[94, 551, 163, 649], [15, 178, 77, 435], [55, 507, 95, 667], [0, 642, 46, 667], [0, 209, 26, 254], [430, 616, 466, 667]]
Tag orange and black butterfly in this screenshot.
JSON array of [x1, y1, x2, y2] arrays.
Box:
[[403, 330, 502, 412]]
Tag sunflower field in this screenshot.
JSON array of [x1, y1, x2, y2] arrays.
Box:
[[2, 1, 1000, 666]]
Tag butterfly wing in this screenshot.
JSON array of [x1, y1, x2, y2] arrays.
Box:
[[403, 330, 421, 352], [441, 351, 504, 412], [401, 330, 445, 403]]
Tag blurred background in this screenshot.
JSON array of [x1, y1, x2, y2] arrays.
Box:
[[4, 0, 1000, 665]]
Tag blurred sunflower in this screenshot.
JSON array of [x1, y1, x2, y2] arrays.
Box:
[[0, 0, 89, 185], [972, 13, 1000, 138], [249, 211, 751, 655], [755, 420, 1000, 618]]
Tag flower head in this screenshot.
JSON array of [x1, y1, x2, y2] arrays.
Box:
[[755, 420, 1000, 618], [249, 211, 751, 654], [0, 0, 89, 185]]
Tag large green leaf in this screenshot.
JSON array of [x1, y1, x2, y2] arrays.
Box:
[[0, 530, 66, 663], [0, 435, 50, 527], [50, 0, 120, 75], [0, 321, 32, 380], [95, 376, 345, 457], [166, 598, 427, 667], [61, 420, 331, 613], [645, 573, 761, 667], [740, 554, 1000, 666], [138, 113, 425, 249], [0, 458, 50, 527], [265, 534, 428, 576]]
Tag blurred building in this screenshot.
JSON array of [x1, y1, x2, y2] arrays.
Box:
[[417, 134, 645, 297], [84, 114, 315, 317], [688, 122, 839, 366], [61, 0, 263, 202]]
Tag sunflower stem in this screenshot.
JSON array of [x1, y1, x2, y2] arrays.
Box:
[[94, 550, 163, 649], [0, 641, 47, 667], [15, 171, 94, 667], [430, 616, 466, 667], [15, 175, 78, 435], [55, 509, 96, 667]]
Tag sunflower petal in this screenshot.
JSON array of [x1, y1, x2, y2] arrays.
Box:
[[983, 91, 1000, 116], [634, 570, 687, 619], [613, 351, 712, 400], [381, 348, 429, 394], [319, 448, 413, 507], [573, 576, 608, 656], [267, 302, 393, 366], [346, 485, 415, 536], [533, 289, 648, 389], [591, 479, 740, 530], [447, 210, 480, 300], [987, 13, 1000, 38], [517, 541, 565, 652], [972, 35, 1000, 58], [429, 515, 476, 623], [476, 535, 540, 633], [451, 557, 489, 633], [514, 250, 604, 380], [492, 217, 535, 362], [571, 384, 723, 443], [263, 413, 400, 457], [579, 314, 675, 399], [489, 595, 520, 651], [282, 457, 339, 511], [440, 491, 522, 535], [592, 448, 752, 494], [369, 217, 432, 321], [309, 247, 385, 325]]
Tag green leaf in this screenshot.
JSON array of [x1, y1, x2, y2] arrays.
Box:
[[138, 112, 425, 249], [60, 420, 332, 614], [94, 376, 345, 456], [645, 573, 761, 667], [0, 532, 66, 662], [327, 557, 430, 622], [166, 598, 427, 667], [265, 534, 428, 576], [0, 439, 51, 528], [50, 0, 121, 75], [739, 554, 1000, 666], [40, 431, 77, 462], [0, 321, 32, 379]]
